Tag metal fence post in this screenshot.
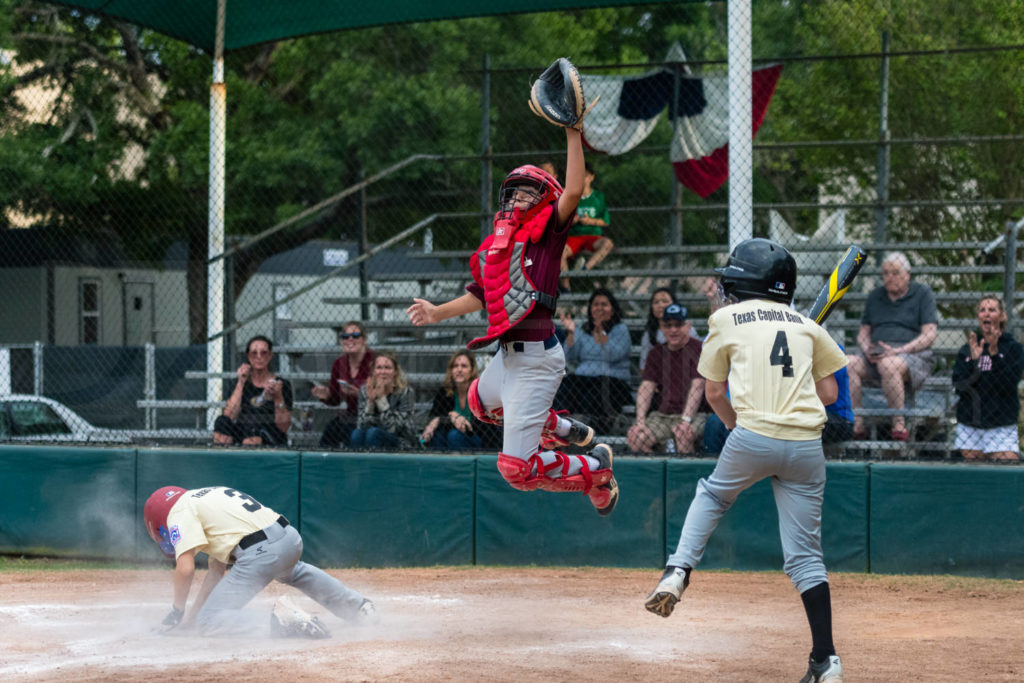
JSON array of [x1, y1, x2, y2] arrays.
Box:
[[0, 347, 9, 395], [726, 0, 753, 249], [206, 0, 228, 430], [669, 56, 683, 284], [1004, 221, 1018, 333], [358, 167, 369, 322], [224, 247, 235, 371], [480, 53, 492, 242], [33, 341, 43, 396], [144, 342, 156, 430], [875, 31, 891, 249]]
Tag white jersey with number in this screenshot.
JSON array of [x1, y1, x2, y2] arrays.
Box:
[[165, 486, 281, 563], [698, 298, 847, 440]]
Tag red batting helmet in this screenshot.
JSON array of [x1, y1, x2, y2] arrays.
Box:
[[497, 164, 563, 222], [144, 486, 187, 557]]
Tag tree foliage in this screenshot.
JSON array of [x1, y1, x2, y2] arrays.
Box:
[[1, 0, 1022, 339]]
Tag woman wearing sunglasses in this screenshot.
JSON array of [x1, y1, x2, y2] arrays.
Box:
[[213, 335, 293, 446], [312, 321, 376, 448]]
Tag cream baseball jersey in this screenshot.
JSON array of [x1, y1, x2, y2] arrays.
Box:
[[698, 299, 847, 440], [165, 486, 281, 563]]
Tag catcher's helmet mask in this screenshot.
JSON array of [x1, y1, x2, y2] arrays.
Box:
[[715, 238, 797, 305], [497, 165, 562, 222]]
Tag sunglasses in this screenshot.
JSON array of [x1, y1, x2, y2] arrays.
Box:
[[248, 349, 270, 357], [339, 332, 363, 340]]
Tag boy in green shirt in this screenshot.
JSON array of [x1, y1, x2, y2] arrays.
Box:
[[559, 164, 613, 292]]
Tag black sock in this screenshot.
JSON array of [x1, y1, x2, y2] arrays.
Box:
[[800, 581, 835, 662]]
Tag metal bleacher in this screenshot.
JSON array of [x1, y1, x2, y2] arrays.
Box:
[[141, 236, 1021, 459]]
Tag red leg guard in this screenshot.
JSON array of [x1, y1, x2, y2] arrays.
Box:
[[498, 450, 615, 495], [532, 451, 614, 494], [539, 409, 569, 450], [469, 378, 503, 426], [496, 452, 551, 491]]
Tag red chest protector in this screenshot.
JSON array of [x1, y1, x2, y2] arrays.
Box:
[[467, 205, 559, 350]]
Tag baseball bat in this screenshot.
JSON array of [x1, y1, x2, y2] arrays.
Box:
[[806, 245, 868, 324]]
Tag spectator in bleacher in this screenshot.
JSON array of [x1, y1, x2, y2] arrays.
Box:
[[626, 304, 706, 455], [822, 350, 855, 445], [312, 321, 376, 448], [555, 288, 634, 434], [559, 164, 613, 293], [351, 350, 417, 450], [213, 335, 293, 446], [639, 287, 677, 372], [420, 351, 488, 451], [847, 252, 938, 441], [952, 296, 1024, 462]]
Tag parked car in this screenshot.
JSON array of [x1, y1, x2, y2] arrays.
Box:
[[0, 394, 208, 445]]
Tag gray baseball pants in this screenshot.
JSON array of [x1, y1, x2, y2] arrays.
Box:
[[666, 426, 829, 593], [475, 339, 565, 459], [196, 520, 367, 636]]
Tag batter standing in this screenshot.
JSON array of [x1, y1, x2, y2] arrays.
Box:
[[643, 239, 846, 683], [144, 485, 375, 638], [406, 126, 618, 515]]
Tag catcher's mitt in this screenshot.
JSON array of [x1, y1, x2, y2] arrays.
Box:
[[529, 58, 596, 131]]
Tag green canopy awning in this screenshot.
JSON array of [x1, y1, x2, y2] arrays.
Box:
[[50, 0, 685, 52]]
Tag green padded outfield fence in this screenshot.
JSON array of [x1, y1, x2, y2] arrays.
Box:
[[0, 446, 1022, 578]]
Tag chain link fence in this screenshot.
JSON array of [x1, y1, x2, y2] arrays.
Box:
[[1, 1, 1022, 459]]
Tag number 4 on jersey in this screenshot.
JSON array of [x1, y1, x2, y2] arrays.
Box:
[[770, 331, 794, 377]]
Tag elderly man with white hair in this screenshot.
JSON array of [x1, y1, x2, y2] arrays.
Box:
[[847, 252, 938, 441]]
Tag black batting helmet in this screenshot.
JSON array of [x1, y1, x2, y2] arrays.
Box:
[[715, 238, 797, 304]]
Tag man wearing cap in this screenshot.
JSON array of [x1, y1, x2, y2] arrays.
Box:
[[627, 303, 707, 455]]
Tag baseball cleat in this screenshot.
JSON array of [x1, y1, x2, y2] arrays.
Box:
[[540, 415, 595, 450], [586, 444, 618, 516], [271, 595, 331, 639], [799, 654, 843, 683], [564, 417, 595, 447], [644, 565, 689, 618], [355, 598, 379, 625]]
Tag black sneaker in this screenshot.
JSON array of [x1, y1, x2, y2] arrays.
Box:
[[564, 416, 595, 447], [643, 566, 689, 618], [799, 654, 843, 682]]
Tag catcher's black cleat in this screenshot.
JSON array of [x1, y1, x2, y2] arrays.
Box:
[[644, 566, 690, 618], [799, 654, 843, 683], [585, 444, 618, 516], [565, 417, 595, 448]]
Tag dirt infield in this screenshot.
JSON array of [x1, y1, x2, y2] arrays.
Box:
[[1, 566, 1022, 681]]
